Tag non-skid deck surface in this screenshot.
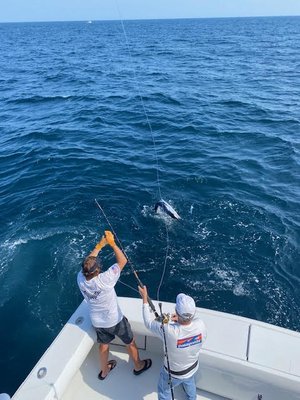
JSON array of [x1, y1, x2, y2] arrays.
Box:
[[62, 344, 227, 400]]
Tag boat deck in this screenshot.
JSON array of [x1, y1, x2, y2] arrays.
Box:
[[62, 343, 227, 400], [12, 298, 300, 400]]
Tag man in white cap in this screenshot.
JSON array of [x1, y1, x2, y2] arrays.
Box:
[[139, 286, 207, 400]]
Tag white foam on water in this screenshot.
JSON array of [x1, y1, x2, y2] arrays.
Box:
[[1, 238, 29, 249], [141, 205, 152, 217], [233, 282, 249, 296], [1, 229, 68, 251], [195, 222, 216, 240]]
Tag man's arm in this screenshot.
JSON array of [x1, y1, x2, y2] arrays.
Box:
[[88, 236, 107, 258], [105, 230, 127, 270], [139, 285, 163, 338], [111, 244, 127, 270]]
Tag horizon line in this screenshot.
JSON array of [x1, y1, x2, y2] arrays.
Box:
[[1, 14, 300, 24]]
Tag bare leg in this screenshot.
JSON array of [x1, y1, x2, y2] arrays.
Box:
[[126, 340, 145, 371], [99, 343, 110, 378]]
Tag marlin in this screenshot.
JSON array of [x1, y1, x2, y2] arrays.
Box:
[[154, 199, 181, 220]]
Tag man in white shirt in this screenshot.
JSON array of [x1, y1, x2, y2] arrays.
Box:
[[78, 230, 152, 380], [139, 286, 207, 400]]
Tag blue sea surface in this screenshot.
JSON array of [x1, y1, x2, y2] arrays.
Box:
[[0, 17, 300, 395]]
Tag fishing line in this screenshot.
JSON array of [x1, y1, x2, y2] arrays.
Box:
[[156, 223, 170, 301], [118, 279, 140, 294], [112, 3, 181, 301], [114, 0, 162, 200], [115, 5, 181, 222]]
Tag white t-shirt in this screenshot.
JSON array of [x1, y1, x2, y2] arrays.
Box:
[[77, 263, 123, 328], [143, 303, 207, 379]]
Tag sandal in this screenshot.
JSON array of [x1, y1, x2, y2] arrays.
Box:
[[133, 359, 152, 376], [98, 359, 117, 380]]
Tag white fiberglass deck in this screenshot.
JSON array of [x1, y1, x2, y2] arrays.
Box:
[[62, 343, 226, 400]]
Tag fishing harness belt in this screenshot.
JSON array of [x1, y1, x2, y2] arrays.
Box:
[[164, 360, 198, 376]]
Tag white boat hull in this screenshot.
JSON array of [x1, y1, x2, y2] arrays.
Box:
[[11, 297, 300, 400]]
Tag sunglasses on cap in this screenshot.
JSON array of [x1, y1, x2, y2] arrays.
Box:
[[82, 257, 100, 277]]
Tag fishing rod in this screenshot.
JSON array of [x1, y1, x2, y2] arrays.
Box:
[[159, 302, 175, 400], [94, 198, 159, 318]]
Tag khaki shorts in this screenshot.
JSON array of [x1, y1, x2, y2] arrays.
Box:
[[95, 316, 134, 345]]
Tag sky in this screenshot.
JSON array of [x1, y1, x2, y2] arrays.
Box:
[[1, 0, 300, 23]]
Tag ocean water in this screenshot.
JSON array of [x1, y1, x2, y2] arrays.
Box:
[[0, 16, 299, 395]]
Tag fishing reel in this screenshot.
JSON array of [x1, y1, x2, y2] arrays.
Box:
[[155, 312, 170, 324]]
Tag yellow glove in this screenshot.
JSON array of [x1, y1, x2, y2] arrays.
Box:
[[95, 236, 107, 251], [105, 230, 116, 247]]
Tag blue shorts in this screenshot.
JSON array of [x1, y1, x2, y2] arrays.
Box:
[[95, 316, 134, 345]]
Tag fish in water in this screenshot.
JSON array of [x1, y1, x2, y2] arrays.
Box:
[[154, 199, 181, 220]]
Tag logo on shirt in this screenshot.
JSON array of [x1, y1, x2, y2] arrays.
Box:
[[177, 333, 202, 348], [82, 289, 101, 300], [112, 265, 119, 274]]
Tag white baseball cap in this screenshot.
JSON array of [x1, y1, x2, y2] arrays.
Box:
[[175, 293, 196, 320]]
